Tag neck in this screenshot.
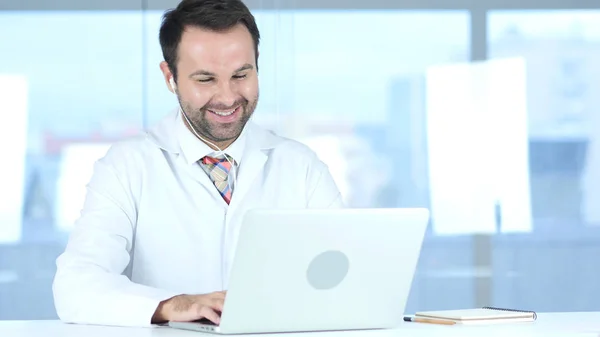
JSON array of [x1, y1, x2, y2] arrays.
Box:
[[185, 122, 236, 151], [203, 138, 234, 151]]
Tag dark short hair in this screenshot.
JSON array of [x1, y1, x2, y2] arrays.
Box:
[[159, 0, 260, 81]]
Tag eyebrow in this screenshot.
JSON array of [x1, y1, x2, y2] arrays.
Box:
[[189, 64, 254, 78], [234, 64, 254, 73]]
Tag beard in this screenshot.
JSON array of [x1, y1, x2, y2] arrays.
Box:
[[179, 93, 258, 144]]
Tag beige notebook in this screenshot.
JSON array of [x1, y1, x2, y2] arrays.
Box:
[[414, 307, 537, 325]]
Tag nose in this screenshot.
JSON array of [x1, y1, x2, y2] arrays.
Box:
[[213, 81, 238, 108]]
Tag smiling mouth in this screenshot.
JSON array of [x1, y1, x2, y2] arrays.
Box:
[[208, 106, 239, 117]]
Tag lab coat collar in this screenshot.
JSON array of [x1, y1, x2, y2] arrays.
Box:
[[145, 108, 282, 157], [146, 108, 281, 209]]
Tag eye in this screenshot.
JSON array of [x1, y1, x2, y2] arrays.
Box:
[[197, 78, 213, 83], [233, 74, 247, 80]]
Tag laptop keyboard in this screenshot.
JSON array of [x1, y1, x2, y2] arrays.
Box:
[[193, 318, 218, 326]]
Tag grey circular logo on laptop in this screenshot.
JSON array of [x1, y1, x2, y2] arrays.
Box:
[[306, 250, 349, 290]]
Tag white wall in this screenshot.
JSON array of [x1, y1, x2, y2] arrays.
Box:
[[0, 75, 28, 243]]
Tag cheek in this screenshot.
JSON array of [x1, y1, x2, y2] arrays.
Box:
[[237, 78, 259, 99], [187, 86, 212, 106]]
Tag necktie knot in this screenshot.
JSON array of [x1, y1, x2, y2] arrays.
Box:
[[201, 154, 234, 204]]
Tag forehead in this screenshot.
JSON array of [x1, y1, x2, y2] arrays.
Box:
[[177, 24, 255, 73]]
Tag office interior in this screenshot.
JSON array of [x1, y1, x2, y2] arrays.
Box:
[[1, 0, 600, 319]]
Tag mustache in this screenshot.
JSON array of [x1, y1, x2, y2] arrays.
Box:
[[202, 98, 248, 111]]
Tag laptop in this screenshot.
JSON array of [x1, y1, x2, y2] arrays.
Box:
[[168, 207, 429, 334]]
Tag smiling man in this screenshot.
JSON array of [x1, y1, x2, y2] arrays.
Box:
[[52, 0, 342, 328]]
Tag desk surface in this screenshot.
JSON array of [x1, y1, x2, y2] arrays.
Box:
[[2, 312, 600, 337]]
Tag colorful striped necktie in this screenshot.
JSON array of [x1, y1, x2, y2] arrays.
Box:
[[201, 155, 233, 204]]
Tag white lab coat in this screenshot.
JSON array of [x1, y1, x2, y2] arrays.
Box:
[[52, 109, 343, 327]]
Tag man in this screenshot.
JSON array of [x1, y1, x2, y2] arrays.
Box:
[[52, 0, 342, 328]]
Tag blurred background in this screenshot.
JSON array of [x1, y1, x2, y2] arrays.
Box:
[[1, 0, 600, 319]]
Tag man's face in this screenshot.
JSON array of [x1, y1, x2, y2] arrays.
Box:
[[162, 24, 258, 148]]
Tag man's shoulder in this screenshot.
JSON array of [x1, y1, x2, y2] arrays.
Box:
[[249, 123, 323, 164], [102, 109, 180, 164], [107, 133, 155, 153], [99, 133, 159, 168]]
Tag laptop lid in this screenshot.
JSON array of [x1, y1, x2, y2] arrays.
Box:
[[215, 208, 430, 334]]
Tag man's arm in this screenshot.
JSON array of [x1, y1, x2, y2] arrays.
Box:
[[305, 157, 344, 209], [52, 145, 179, 327]]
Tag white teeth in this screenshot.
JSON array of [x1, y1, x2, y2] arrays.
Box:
[[211, 109, 236, 116]]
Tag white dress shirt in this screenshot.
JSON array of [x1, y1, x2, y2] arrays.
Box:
[[52, 109, 343, 328]]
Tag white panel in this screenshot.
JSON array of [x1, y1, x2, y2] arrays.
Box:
[[0, 75, 28, 243], [426, 58, 532, 235]]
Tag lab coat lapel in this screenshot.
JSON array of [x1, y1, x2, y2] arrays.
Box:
[[145, 109, 231, 206], [147, 113, 281, 209], [228, 142, 266, 212], [182, 159, 228, 205], [228, 122, 281, 212]]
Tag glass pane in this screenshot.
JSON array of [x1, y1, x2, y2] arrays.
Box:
[[256, 10, 471, 312], [488, 10, 600, 312], [261, 10, 470, 207], [0, 10, 143, 319]]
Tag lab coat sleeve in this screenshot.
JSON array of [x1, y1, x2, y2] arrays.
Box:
[[52, 145, 179, 327], [306, 158, 344, 209]]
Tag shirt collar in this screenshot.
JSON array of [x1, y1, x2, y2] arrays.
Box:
[[177, 111, 247, 166]]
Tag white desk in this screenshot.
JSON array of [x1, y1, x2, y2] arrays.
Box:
[[2, 313, 600, 337]]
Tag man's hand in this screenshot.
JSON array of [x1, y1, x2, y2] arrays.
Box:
[[152, 291, 227, 324]]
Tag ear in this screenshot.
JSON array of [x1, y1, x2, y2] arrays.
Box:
[[159, 61, 176, 93]]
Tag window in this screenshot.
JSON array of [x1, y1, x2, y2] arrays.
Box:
[[487, 10, 600, 312], [256, 10, 470, 211], [0, 10, 143, 319], [5, 2, 600, 321], [246, 10, 471, 313], [0, 8, 470, 319]]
